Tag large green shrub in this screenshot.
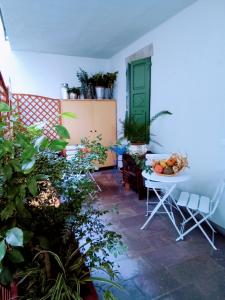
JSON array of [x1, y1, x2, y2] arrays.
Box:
[[0, 102, 124, 299]]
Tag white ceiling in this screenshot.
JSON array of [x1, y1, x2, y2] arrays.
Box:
[[0, 0, 197, 58]]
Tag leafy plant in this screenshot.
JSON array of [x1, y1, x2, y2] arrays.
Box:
[[121, 110, 172, 144], [0, 227, 24, 285], [67, 87, 81, 96], [76, 68, 94, 99], [0, 101, 124, 299], [103, 72, 118, 88], [79, 135, 108, 165], [90, 73, 105, 87]]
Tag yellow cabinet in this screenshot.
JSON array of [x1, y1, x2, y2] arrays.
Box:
[[61, 100, 116, 167]]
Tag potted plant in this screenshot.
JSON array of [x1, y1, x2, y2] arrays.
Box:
[[77, 68, 95, 99], [91, 72, 105, 99], [103, 72, 118, 99], [67, 87, 81, 99], [121, 110, 172, 155]]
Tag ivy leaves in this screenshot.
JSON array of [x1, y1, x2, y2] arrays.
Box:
[[0, 102, 11, 112], [0, 100, 72, 222], [0, 227, 24, 285], [0, 228, 23, 262]]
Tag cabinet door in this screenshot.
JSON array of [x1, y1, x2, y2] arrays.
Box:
[[93, 101, 116, 167], [61, 100, 93, 145]]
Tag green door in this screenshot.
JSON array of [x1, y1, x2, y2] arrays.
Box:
[[129, 57, 151, 143]]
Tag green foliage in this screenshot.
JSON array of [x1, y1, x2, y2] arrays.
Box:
[[91, 72, 105, 87], [77, 69, 118, 99], [67, 87, 81, 96], [103, 72, 118, 88], [89, 72, 118, 89], [0, 102, 11, 112], [121, 110, 172, 144], [131, 154, 152, 174], [61, 112, 77, 119], [0, 101, 124, 298], [0, 227, 24, 284], [0, 107, 69, 222], [80, 135, 108, 165], [76, 68, 94, 98]]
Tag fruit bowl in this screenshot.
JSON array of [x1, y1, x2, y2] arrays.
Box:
[[151, 154, 188, 176]]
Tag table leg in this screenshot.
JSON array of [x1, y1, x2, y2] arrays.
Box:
[[160, 199, 181, 235], [141, 184, 176, 230]]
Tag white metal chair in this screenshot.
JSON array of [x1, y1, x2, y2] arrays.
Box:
[[176, 178, 225, 250]]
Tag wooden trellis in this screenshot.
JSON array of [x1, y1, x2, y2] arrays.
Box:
[[12, 94, 61, 139]]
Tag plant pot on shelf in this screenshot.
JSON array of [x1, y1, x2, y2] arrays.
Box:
[[104, 87, 113, 99], [69, 92, 78, 99], [95, 86, 104, 99], [128, 142, 148, 155]]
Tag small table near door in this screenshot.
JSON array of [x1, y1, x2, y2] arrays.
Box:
[[141, 171, 190, 236]]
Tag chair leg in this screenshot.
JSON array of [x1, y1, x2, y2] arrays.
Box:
[[181, 211, 198, 226], [203, 216, 217, 233], [176, 209, 217, 250], [146, 188, 149, 216], [172, 198, 187, 222], [89, 171, 102, 192], [160, 200, 181, 236]]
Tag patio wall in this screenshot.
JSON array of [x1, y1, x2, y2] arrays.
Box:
[[0, 17, 11, 85], [1, 0, 225, 229], [7, 51, 110, 98], [0, 24, 109, 98], [110, 0, 225, 229]]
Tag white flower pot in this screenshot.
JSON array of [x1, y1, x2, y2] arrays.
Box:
[[128, 144, 148, 155], [95, 87, 104, 99]]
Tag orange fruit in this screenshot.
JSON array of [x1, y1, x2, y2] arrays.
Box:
[[166, 158, 176, 167], [154, 164, 164, 174]]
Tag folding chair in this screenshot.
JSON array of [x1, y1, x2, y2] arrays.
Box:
[[176, 178, 225, 250]]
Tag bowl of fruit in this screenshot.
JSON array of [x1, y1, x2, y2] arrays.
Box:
[[152, 153, 188, 176]]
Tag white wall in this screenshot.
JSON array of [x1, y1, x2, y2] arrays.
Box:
[[7, 51, 109, 98], [0, 18, 13, 86], [110, 0, 225, 228], [0, 20, 109, 98]]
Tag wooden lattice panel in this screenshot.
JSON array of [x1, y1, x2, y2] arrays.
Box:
[[12, 94, 61, 139]]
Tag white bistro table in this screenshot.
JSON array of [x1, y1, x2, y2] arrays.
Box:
[[141, 171, 190, 235]]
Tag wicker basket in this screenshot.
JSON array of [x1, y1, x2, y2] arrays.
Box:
[[153, 166, 186, 176]]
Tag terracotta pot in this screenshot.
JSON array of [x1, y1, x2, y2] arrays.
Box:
[[83, 282, 98, 300], [0, 281, 18, 300]]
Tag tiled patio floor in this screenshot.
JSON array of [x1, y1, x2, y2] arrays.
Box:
[[94, 169, 225, 300]]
